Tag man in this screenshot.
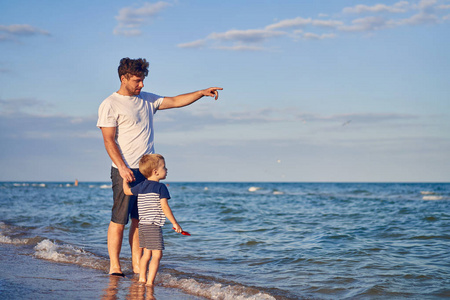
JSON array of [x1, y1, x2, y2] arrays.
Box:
[[97, 57, 222, 276]]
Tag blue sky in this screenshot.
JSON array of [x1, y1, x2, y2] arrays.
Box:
[[0, 0, 449, 182]]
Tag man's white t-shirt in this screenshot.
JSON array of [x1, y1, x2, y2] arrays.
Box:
[[97, 92, 164, 169]]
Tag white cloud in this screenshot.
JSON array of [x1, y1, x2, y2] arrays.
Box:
[[266, 17, 312, 30], [0, 24, 50, 42], [212, 45, 266, 51], [177, 39, 206, 49], [178, 28, 285, 51], [339, 16, 392, 32], [155, 106, 421, 132], [208, 29, 286, 43], [114, 1, 171, 36], [414, 0, 438, 12], [0, 24, 50, 36], [178, 0, 446, 50], [306, 112, 419, 123], [343, 1, 410, 14], [266, 17, 343, 30], [0, 98, 54, 115], [395, 11, 440, 25], [302, 32, 337, 40]]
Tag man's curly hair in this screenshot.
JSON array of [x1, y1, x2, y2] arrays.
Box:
[[118, 57, 149, 79]]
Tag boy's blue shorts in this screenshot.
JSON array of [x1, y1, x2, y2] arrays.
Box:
[[110, 167, 145, 225]]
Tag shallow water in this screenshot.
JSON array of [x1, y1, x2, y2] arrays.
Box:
[[1, 182, 449, 299]]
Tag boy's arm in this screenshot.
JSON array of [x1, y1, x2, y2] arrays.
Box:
[[160, 198, 182, 233], [122, 180, 133, 196]]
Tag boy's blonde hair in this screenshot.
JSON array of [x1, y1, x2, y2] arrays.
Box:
[[139, 154, 165, 178]]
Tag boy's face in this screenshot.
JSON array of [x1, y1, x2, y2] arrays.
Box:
[[155, 159, 167, 180]]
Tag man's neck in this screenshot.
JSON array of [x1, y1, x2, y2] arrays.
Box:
[[117, 87, 133, 96]]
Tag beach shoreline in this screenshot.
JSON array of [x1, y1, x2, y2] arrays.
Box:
[[0, 243, 205, 300]]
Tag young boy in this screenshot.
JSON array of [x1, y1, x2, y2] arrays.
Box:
[[123, 154, 182, 286]]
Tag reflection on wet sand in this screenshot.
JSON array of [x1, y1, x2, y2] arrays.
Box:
[[102, 275, 156, 300]]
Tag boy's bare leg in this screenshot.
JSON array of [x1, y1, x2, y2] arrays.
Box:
[[130, 218, 142, 273], [107, 221, 125, 274], [139, 249, 152, 283], [146, 250, 163, 286]]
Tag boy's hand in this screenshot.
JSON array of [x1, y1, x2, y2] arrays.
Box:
[[172, 224, 182, 233], [122, 179, 133, 196]]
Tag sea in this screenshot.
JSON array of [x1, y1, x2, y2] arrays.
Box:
[[0, 181, 449, 300]]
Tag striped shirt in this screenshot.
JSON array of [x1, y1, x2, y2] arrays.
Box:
[[130, 180, 171, 226]]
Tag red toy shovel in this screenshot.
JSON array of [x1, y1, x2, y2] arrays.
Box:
[[173, 227, 191, 236]]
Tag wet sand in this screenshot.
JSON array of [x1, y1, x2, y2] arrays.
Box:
[[0, 243, 205, 300]]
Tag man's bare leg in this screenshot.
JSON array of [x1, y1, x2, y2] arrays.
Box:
[[108, 221, 125, 274], [130, 218, 142, 273]]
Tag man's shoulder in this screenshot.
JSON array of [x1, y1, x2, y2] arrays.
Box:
[[100, 93, 120, 105], [139, 91, 164, 102]]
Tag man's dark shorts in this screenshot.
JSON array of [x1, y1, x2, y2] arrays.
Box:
[[110, 167, 146, 225]]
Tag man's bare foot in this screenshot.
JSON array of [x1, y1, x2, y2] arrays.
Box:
[[109, 267, 124, 276], [133, 266, 140, 274], [138, 278, 146, 284]]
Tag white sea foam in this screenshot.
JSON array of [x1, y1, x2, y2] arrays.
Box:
[[248, 187, 261, 192], [0, 233, 30, 245], [0, 223, 31, 245], [100, 184, 111, 189], [34, 239, 107, 270], [30, 183, 46, 187], [420, 191, 435, 195], [12, 183, 30, 187], [422, 196, 444, 200], [158, 273, 275, 300]]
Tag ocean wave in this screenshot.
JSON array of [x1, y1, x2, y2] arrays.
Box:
[[33, 239, 108, 271], [0, 222, 41, 245], [420, 191, 436, 195], [0, 233, 31, 245], [31, 238, 280, 299], [422, 196, 444, 200], [158, 273, 276, 300]]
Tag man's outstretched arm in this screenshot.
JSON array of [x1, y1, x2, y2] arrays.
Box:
[[159, 87, 223, 110]]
